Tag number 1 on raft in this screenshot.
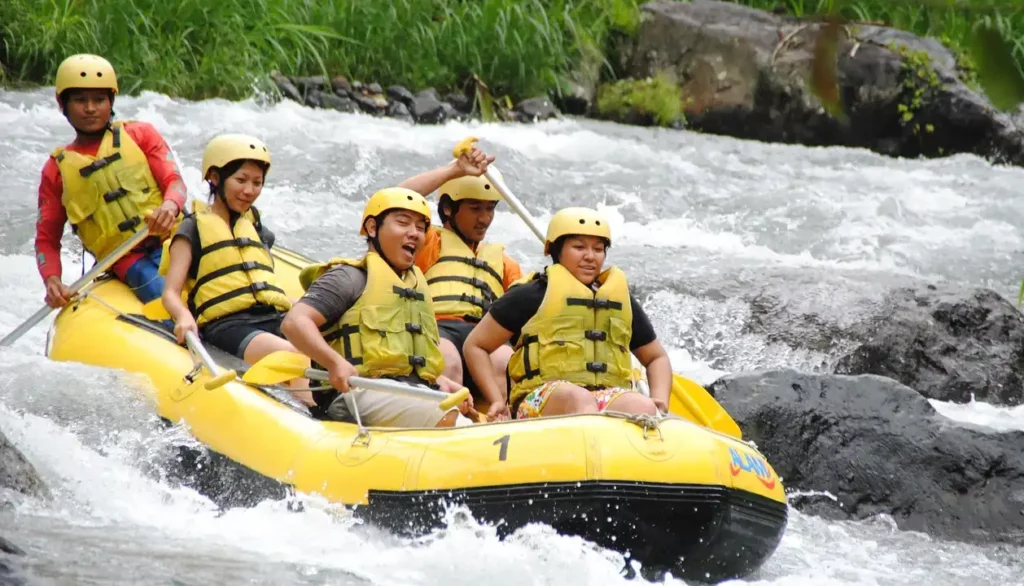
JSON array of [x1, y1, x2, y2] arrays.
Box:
[[493, 434, 510, 461]]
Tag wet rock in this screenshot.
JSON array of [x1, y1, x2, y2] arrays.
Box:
[[351, 80, 365, 92], [627, 0, 1024, 165], [0, 427, 46, 499], [320, 92, 360, 113], [513, 97, 560, 122], [835, 287, 1024, 405], [711, 370, 1024, 544], [386, 100, 414, 122], [387, 85, 415, 107], [0, 536, 22, 555], [410, 89, 448, 124], [555, 79, 596, 116], [270, 72, 302, 103], [331, 75, 352, 95], [292, 76, 326, 92], [366, 82, 383, 95], [352, 92, 386, 115], [304, 88, 323, 109], [444, 92, 472, 114]]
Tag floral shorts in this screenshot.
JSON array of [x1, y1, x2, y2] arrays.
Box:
[[515, 380, 633, 420]]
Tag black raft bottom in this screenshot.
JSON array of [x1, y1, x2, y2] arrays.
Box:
[[360, 481, 788, 583]]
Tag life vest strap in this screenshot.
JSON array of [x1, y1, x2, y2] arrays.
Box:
[[191, 261, 275, 293], [323, 324, 361, 364], [117, 216, 142, 232], [520, 333, 541, 379], [191, 281, 285, 318], [586, 362, 608, 373], [435, 255, 503, 284], [112, 126, 121, 148], [566, 297, 623, 311], [199, 237, 263, 256], [585, 329, 607, 341], [79, 152, 123, 178], [432, 294, 488, 311], [103, 187, 128, 203], [392, 285, 425, 301], [427, 275, 498, 301]]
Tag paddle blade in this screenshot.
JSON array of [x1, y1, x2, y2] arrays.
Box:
[[242, 350, 310, 385], [670, 374, 742, 439], [452, 136, 479, 159], [141, 299, 172, 321]]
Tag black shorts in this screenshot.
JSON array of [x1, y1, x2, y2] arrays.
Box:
[[437, 319, 483, 398], [201, 309, 286, 359]]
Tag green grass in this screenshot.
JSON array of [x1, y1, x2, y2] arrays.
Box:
[[731, 0, 1024, 77], [596, 73, 684, 126], [0, 0, 639, 101]]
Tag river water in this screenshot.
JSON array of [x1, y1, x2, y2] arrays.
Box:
[[0, 88, 1023, 585]]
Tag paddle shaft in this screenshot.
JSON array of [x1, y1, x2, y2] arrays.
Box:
[[302, 368, 456, 404], [484, 168, 545, 243], [1, 227, 152, 347]]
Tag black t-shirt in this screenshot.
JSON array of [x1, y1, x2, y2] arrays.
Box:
[[487, 275, 657, 350]]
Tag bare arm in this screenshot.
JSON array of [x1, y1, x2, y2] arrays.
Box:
[[280, 303, 338, 369], [397, 147, 496, 196], [162, 238, 193, 324], [463, 314, 514, 405], [633, 339, 672, 410]]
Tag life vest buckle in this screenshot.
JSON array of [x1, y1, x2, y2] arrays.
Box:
[[240, 261, 260, 271], [586, 362, 608, 373], [117, 216, 141, 232], [409, 355, 427, 368], [585, 329, 607, 341], [103, 187, 128, 203], [393, 286, 424, 301], [250, 281, 270, 293], [79, 152, 122, 178], [405, 323, 423, 334]]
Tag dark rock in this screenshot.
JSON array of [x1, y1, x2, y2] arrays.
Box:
[[410, 90, 448, 124], [270, 72, 302, 103], [513, 97, 560, 122], [304, 88, 323, 109], [387, 85, 415, 106], [711, 369, 1024, 544], [555, 79, 595, 116], [366, 82, 383, 95], [320, 92, 360, 113], [627, 0, 1024, 166], [351, 80, 365, 92], [386, 100, 413, 122], [440, 101, 463, 121], [292, 76, 326, 92], [418, 87, 441, 102], [0, 536, 22, 556], [835, 287, 1024, 405], [352, 92, 386, 114], [331, 76, 352, 95], [444, 92, 472, 114], [0, 427, 47, 498]]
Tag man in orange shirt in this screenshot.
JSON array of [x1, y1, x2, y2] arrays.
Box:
[[400, 148, 521, 420]]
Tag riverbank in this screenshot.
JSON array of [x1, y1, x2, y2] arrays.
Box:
[[3, 0, 1023, 164]]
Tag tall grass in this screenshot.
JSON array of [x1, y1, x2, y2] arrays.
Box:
[[733, 0, 1024, 73], [0, 0, 639, 100]]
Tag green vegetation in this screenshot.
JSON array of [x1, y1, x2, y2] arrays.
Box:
[[733, 0, 1024, 76], [596, 73, 685, 126], [888, 43, 940, 134], [0, 0, 639, 100]]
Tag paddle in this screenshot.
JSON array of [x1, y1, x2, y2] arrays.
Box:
[[243, 350, 470, 411], [450, 136, 742, 438], [1, 227, 152, 347]]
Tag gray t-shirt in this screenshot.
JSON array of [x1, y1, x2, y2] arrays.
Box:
[[297, 264, 368, 322]]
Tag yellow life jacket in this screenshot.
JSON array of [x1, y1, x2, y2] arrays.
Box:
[[424, 227, 505, 320], [308, 252, 444, 382], [157, 200, 262, 277], [188, 211, 291, 326], [52, 121, 167, 259], [507, 263, 634, 406]]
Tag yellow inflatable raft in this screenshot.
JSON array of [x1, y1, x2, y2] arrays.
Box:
[[45, 245, 787, 582]]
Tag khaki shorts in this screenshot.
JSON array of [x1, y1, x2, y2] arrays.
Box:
[[325, 389, 452, 428]]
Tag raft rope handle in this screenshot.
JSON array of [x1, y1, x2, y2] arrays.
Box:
[[601, 410, 663, 441]]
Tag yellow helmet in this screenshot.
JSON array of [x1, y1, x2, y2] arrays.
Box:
[[55, 54, 118, 96], [544, 207, 612, 254], [201, 134, 272, 179], [437, 169, 504, 203], [361, 187, 432, 236]]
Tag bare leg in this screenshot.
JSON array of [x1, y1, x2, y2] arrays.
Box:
[[243, 333, 314, 406], [604, 392, 659, 416], [539, 382, 599, 416], [439, 338, 463, 385]]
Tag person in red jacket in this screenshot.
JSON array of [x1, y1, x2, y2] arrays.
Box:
[[35, 54, 186, 308]]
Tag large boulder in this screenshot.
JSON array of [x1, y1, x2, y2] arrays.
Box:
[[711, 370, 1024, 544], [628, 0, 1024, 165], [745, 284, 1024, 405], [0, 427, 46, 499]]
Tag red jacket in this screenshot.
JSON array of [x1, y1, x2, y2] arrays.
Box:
[[35, 122, 187, 282]]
